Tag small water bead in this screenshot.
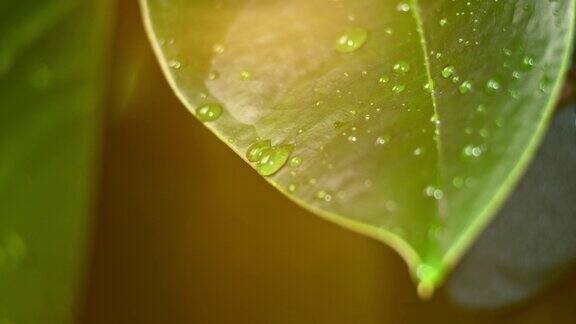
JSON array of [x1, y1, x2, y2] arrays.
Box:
[[195, 103, 223, 122], [424, 186, 443, 200], [397, 2, 411, 12], [512, 71, 521, 79], [462, 145, 483, 158], [392, 84, 406, 94], [459, 81, 472, 94], [451, 76, 460, 84], [539, 76, 552, 93], [257, 144, 294, 176], [509, 89, 520, 99], [423, 81, 435, 93], [168, 60, 181, 69], [375, 134, 391, 146], [288, 184, 297, 192], [240, 70, 252, 80], [485, 79, 501, 93], [335, 27, 369, 53], [522, 55, 536, 69], [246, 140, 272, 162], [378, 76, 390, 85], [213, 43, 225, 54], [452, 176, 465, 188], [413, 147, 423, 156], [316, 190, 333, 202], [393, 61, 411, 75], [289, 156, 303, 168], [441, 66, 455, 79], [439, 18, 448, 27]]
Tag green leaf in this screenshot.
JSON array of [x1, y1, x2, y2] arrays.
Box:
[[0, 0, 111, 322], [140, 0, 575, 295]]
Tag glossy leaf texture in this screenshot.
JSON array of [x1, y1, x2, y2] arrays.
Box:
[[0, 0, 111, 322], [141, 0, 575, 294]]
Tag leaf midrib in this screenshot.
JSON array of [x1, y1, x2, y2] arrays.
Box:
[[409, 0, 445, 267]]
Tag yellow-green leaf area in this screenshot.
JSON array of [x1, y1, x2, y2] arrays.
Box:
[[140, 0, 575, 295]]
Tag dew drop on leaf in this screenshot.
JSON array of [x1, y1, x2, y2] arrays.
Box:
[[459, 81, 472, 94], [246, 139, 272, 162], [393, 61, 411, 75], [335, 27, 368, 53], [441, 65, 455, 79], [289, 156, 303, 168], [195, 103, 223, 122], [392, 84, 406, 94], [485, 78, 501, 93], [256, 144, 293, 176]]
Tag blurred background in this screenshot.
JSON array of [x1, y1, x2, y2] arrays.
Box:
[[73, 1, 576, 323]]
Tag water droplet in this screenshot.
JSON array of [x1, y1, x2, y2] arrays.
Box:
[[375, 135, 391, 145], [335, 27, 369, 53], [462, 145, 483, 158], [240, 70, 252, 80], [423, 81, 435, 93], [459, 81, 472, 94], [257, 144, 293, 176], [396, 2, 411, 12], [393, 61, 411, 75], [439, 18, 448, 27], [213, 43, 225, 55], [424, 186, 443, 200], [168, 60, 181, 69], [452, 176, 464, 188], [392, 84, 406, 94], [378, 76, 390, 85], [441, 66, 455, 79], [485, 78, 501, 93], [246, 140, 272, 162], [290, 156, 302, 168], [195, 103, 223, 122], [522, 55, 536, 69]]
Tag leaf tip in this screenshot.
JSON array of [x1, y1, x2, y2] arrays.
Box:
[[415, 263, 440, 299]]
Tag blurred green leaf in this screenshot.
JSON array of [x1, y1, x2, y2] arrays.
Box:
[[141, 0, 574, 294], [0, 0, 111, 322]]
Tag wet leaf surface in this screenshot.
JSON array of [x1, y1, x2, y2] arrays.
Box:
[[141, 0, 574, 292]]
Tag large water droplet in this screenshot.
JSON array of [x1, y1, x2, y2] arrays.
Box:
[[257, 144, 293, 176], [246, 140, 272, 162]]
